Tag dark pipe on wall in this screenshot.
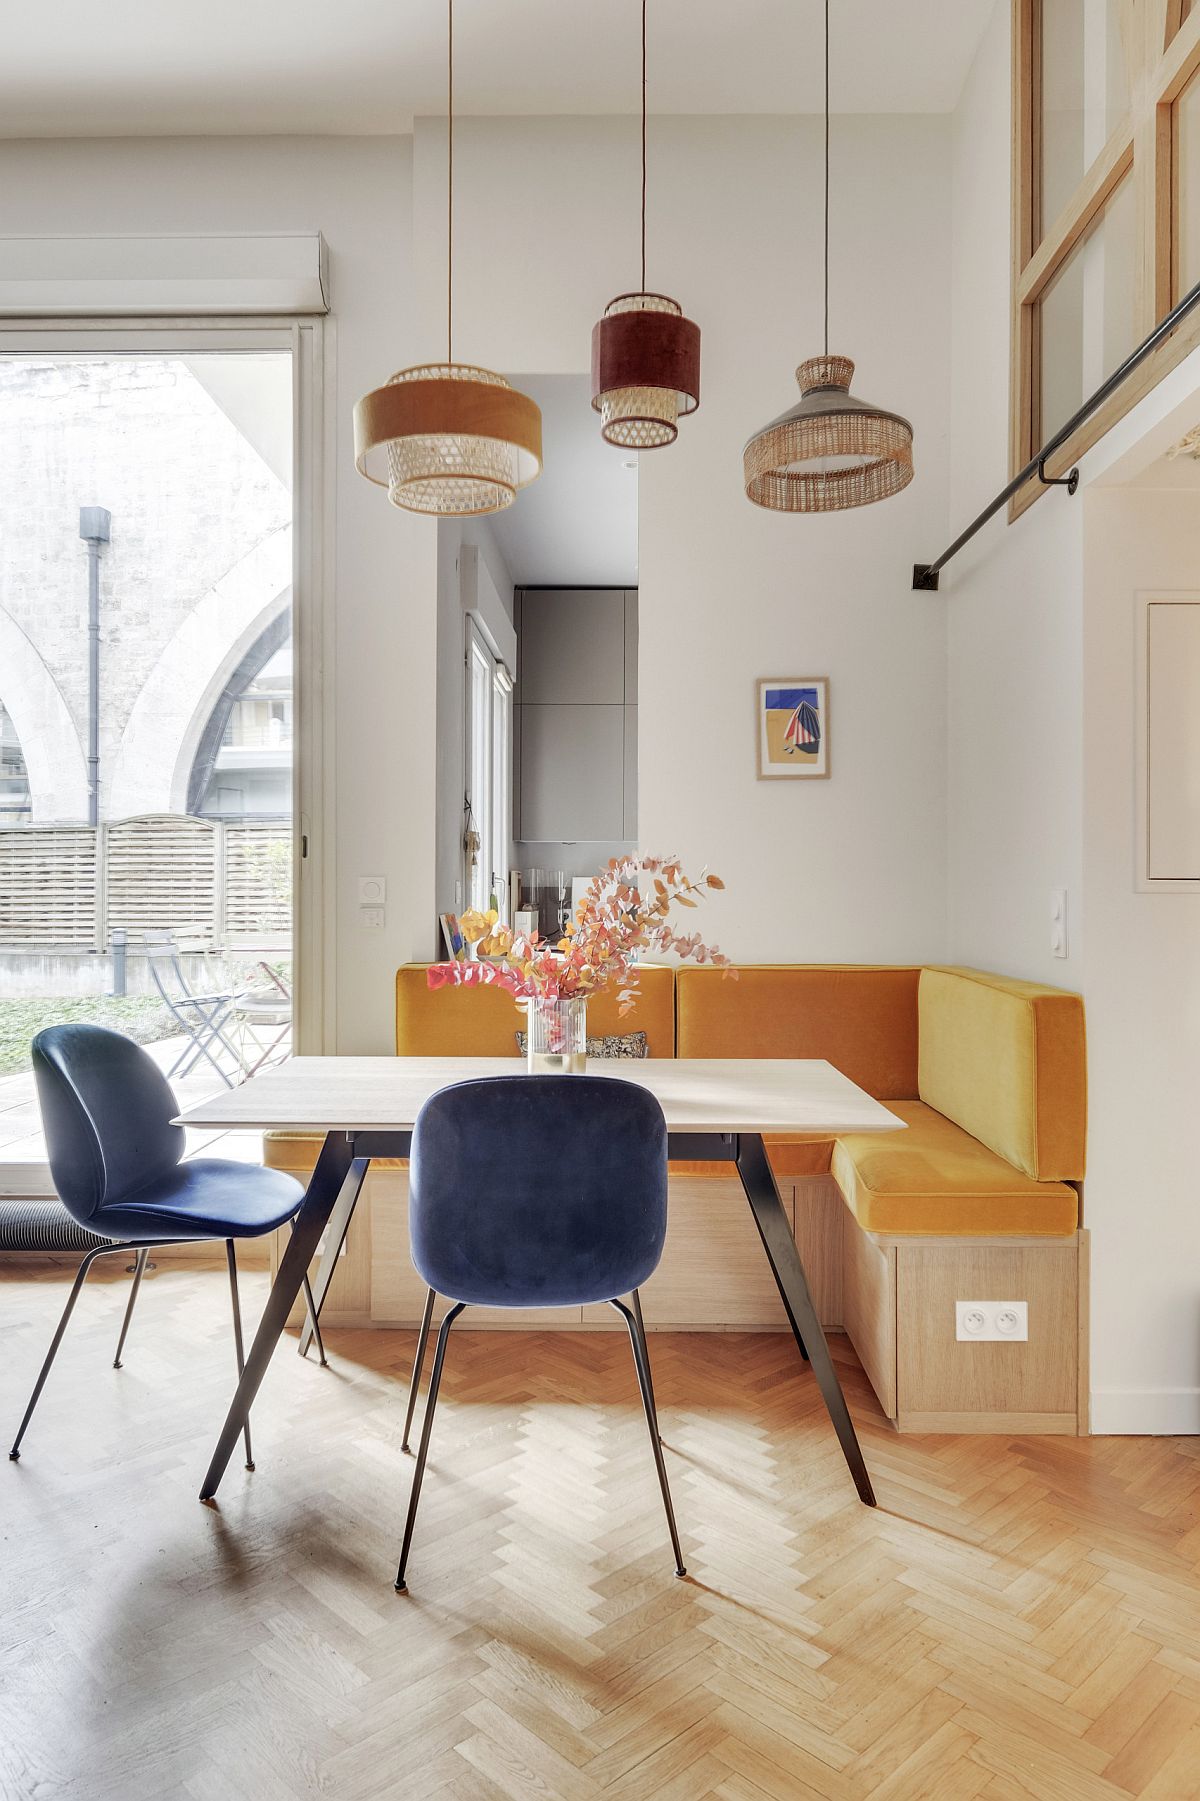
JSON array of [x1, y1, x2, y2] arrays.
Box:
[[78, 506, 111, 828]]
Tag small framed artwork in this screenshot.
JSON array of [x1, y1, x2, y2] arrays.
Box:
[[439, 913, 466, 960], [756, 677, 830, 779]]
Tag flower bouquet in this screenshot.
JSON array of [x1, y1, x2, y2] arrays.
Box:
[[428, 855, 732, 1072]]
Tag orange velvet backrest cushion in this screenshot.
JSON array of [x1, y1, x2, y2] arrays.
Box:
[[394, 963, 678, 1058], [675, 964, 922, 1099]]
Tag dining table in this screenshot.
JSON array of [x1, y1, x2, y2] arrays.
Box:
[[179, 1056, 905, 1507]]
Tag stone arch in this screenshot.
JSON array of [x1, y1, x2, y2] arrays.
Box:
[[0, 607, 87, 822], [108, 525, 292, 819], [185, 606, 292, 814]]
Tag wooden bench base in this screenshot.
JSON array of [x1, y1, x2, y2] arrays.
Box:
[[267, 1167, 1088, 1433]]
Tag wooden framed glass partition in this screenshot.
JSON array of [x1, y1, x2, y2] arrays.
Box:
[[1012, 0, 1200, 513]]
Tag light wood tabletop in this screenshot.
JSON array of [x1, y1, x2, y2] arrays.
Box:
[[177, 1055, 907, 1138]]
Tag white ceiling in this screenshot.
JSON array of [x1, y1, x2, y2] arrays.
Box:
[[0, 2, 995, 139], [489, 375, 638, 588]]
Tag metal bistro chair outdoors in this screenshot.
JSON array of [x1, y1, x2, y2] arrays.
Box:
[[9, 1024, 326, 1467], [394, 1074, 686, 1593], [144, 931, 244, 1088]]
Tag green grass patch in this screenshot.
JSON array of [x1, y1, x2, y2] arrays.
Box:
[[0, 997, 176, 1076]]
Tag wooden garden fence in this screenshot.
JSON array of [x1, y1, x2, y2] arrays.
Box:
[[0, 815, 291, 950]]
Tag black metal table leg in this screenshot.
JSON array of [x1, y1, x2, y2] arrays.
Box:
[[297, 1156, 369, 1359], [199, 1131, 357, 1500], [735, 1132, 876, 1507]]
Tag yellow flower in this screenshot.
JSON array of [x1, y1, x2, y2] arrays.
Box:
[[459, 908, 497, 944]]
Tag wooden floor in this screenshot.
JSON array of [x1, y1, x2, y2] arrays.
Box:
[[4, 1263, 1200, 1801]]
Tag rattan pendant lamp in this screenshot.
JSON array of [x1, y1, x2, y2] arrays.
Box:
[[743, 0, 913, 512], [353, 0, 542, 515], [590, 0, 700, 449]]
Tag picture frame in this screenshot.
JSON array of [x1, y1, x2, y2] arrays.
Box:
[[756, 677, 830, 779], [439, 912, 467, 961]]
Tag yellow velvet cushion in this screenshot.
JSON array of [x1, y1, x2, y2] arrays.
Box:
[[395, 962, 677, 1058], [917, 967, 1087, 1182], [831, 1101, 1078, 1236], [675, 964, 922, 1098], [263, 1130, 408, 1174]]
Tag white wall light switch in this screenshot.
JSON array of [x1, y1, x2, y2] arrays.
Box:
[[955, 1300, 1029, 1342], [1050, 887, 1069, 958], [358, 875, 386, 905], [358, 905, 385, 929]]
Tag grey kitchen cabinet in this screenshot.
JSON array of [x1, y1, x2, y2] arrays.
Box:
[[517, 589, 626, 704], [520, 704, 626, 841], [515, 587, 637, 843]]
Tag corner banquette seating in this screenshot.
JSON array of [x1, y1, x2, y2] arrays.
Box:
[[268, 962, 1088, 1435]]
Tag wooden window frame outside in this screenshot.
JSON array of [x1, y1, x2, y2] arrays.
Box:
[[1011, 0, 1200, 518]]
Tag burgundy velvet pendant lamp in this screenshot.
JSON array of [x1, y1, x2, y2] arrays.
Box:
[[591, 0, 700, 450]]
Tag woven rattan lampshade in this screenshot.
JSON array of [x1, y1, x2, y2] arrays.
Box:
[[743, 355, 913, 513], [352, 1, 542, 517], [743, 0, 913, 514], [354, 364, 541, 516]]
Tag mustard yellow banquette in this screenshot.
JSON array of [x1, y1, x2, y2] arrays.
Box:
[[268, 962, 1088, 1434]]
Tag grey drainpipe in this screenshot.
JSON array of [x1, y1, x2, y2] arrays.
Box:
[[78, 507, 111, 828]]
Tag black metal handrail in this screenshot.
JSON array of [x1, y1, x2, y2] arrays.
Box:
[[913, 277, 1200, 592]]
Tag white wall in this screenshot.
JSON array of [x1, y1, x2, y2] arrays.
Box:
[[948, 4, 1200, 1430], [0, 136, 438, 1054], [947, 0, 1085, 985], [418, 111, 953, 961], [1083, 487, 1200, 1433]]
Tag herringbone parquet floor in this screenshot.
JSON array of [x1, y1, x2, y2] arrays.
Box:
[[4, 1260, 1200, 1801]]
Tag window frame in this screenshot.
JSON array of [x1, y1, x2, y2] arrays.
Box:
[[1011, 0, 1200, 517], [462, 614, 513, 921], [0, 316, 329, 1192]]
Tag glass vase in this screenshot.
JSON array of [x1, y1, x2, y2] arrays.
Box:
[[525, 996, 588, 1075]]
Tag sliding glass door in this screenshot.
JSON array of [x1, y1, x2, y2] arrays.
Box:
[[0, 321, 325, 1186]]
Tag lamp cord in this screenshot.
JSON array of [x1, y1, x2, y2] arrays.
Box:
[[823, 0, 829, 357], [447, 0, 454, 366], [641, 0, 647, 292]]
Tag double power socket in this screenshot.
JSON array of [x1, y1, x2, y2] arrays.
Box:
[[954, 1300, 1029, 1342]]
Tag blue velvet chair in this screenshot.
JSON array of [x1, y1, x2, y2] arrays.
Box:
[[9, 1023, 322, 1468], [394, 1073, 685, 1592]]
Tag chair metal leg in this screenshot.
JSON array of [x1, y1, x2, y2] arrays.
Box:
[[297, 1158, 369, 1360], [394, 1302, 465, 1592], [113, 1248, 149, 1369], [10, 1244, 124, 1460], [225, 1240, 254, 1472], [611, 1299, 687, 1579], [402, 1287, 437, 1453], [629, 1288, 662, 1445]]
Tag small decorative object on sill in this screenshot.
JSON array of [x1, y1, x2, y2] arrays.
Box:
[[352, 0, 542, 515], [590, 0, 700, 450], [742, 0, 912, 513], [427, 856, 735, 1072]]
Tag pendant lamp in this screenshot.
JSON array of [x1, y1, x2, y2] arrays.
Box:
[[743, 0, 913, 513], [591, 0, 700, 450], [354, 1, 542, 515]]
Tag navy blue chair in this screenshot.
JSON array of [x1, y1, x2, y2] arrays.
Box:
[[394, 1074, 685, 1592], [9, 1024, 323, 1468]]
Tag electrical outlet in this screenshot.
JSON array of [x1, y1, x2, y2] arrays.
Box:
[[955, 1300, 1029, 1342]]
